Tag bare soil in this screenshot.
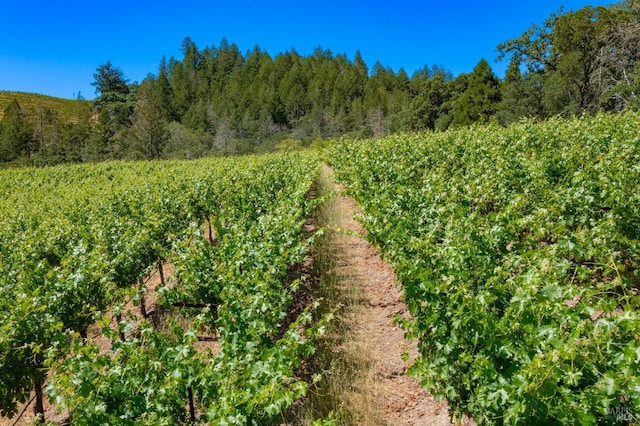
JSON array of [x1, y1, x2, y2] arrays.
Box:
[[320, 164, 474, 425]]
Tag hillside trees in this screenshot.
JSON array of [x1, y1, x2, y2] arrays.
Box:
[[407, 70, 451, 131], [496, 57, 544, 125], [549, 7, 602, 114], [129, 78, 169, 160], [58, 102, 93, 163], [452, 59, 501, 126], [0, 99, 34, 161], [0, 40, 506, 164], [86, 61, 135, 160], [156, 56, 175, 121], [155, 39, 461, 151], [497, 2, 640, 117], [430, 72, 468, 130], [6, 1, 640, 166], [0, 97, 95, 166], [170, 38, 200, 119]]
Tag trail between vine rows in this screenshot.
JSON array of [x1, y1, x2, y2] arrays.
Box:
[[322, 164, 473, 426]]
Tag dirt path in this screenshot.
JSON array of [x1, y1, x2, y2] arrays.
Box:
[[320, 164, 471, 425]]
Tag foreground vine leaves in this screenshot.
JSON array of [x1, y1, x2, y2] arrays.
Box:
[[1, 153, 333, 424], [329, 113, 640, 424]]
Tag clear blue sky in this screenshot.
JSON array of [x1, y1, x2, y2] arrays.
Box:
[[0, 0, 618, 100]]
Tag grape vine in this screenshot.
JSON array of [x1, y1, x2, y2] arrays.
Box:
[[329, 113, 640, 424]]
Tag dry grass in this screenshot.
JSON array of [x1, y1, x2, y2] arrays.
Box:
[[0, 91, 89, 123], [287, 164, 462, 426], [286, 165, 388, 425]]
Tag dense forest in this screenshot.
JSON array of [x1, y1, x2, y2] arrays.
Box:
[[2, 1, 640, 166]]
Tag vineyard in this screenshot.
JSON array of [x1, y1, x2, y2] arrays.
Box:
[[0, 91, 88, 122], [328, 113, 640, 424], [0, 153, 325, 424], [0, 112, 639, 425]]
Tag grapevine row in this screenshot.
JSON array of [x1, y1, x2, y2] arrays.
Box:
[[328, 113, 640, 424], [0, 153, 322, 424]]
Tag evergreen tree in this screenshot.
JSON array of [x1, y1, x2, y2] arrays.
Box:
[[170, 61, 193, 119], [86, 62, 134, 160], [61, 102, 92, 163], [170, 38, 201, 119], [0, 99, 34, 162], [409, 71, 451, 130], [496, 57, 544, 125], [157, 56, 175, 120], [129, 78, 169, 160], [279, 52, 309, 126], [32, 107, 64, 166], [92, 61, 130, 97], [352, 50, 368, 98], [452, 59, 501, 126]]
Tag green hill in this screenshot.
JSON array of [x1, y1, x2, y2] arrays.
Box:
[[0, 91, 91, 123]]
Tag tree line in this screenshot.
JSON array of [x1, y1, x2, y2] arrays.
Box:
[[2, 1, 640, 166]]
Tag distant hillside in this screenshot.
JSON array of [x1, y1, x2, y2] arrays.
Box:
[[0, 91, 90, 123]]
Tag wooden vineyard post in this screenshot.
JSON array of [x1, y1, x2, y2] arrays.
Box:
[[33, 375, 45, 422], [139, 279, 147, 319], [158, 261, 165, 286], [188, 386, 196, 423], [116, 313, 125, 341]]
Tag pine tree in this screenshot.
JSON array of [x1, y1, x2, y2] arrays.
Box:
[[130, 78, 169, 160], [409, 71, 450, 130], [0, 99, 35, 161], [157, 56, 175, 120], [87, 62, 134, 160], [496, 57, 544, 125], [452, 59, 501, 126]]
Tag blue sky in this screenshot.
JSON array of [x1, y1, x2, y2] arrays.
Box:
[[0, 0, 618, 99]]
